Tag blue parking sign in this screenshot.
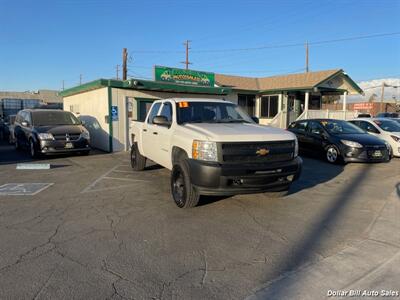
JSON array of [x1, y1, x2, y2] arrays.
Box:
[[111, 106, 118, 121]]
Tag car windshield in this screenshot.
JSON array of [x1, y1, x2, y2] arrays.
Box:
[[320, 120, 365, 134], [374, 119, 400, 132], [32, 111, 80, 126], [176, 101, 254, 124]]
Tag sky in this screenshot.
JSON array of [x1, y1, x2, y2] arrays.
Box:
[[0, 0, 399, 92]]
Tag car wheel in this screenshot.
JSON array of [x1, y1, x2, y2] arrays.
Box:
[[29, 139, 38, 158], [130, 142, 146, 171], [326, 145, 341, 164], [171, 160, 200, 208]]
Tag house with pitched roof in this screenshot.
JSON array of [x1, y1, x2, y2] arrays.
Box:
[[215, 69, 363, 127]]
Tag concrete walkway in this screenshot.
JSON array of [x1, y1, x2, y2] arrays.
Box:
[[247, 187, 400, 300]]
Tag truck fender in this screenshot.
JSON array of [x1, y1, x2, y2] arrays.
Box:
[[171, 146, 188, 166]]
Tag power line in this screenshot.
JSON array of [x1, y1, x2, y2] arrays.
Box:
[[130, 31, 400, 54], [192, 32, 400, 53]]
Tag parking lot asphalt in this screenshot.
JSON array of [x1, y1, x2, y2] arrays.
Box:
[[0, 141, 399, 300]]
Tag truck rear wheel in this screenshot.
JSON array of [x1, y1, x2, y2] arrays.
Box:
[[131, 143, 146, 171], [171, 160, 200, 208]]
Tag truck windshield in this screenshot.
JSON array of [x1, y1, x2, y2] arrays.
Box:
[[32, 111, 81, 126], [176, 102, 254, 125]]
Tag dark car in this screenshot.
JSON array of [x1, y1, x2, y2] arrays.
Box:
[[376, 112, 399, 118], [288, 119, 390, 164], [357, 113, 371, 118], [14, 109, 90, 158]]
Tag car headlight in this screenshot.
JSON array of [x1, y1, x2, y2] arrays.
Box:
[[37, 133, 54, 140], [80, 131, 90, 139], [341, 139, 363, 148], [390, 135, 400, 142], [294, 138, 299, 158], [192, 140, 218, 162]]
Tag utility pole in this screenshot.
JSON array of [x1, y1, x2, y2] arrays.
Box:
[[116, 64, 120, 80], [62, 80, 65, 91], [122, 48, 128, 80], [305, 42, 309, 73], [380, 82, 385, 112], [79, 74, 82, 85], [181, 40, 192, 70]]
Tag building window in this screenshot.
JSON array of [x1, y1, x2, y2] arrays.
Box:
[[238, 94, 256, 117], [260, 95, 279, 118]]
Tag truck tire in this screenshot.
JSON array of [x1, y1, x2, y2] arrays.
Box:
[[171, 160, 200, 208], [131, 143, 146, 171]]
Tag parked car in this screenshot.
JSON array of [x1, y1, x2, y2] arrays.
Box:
[[357, 113, 371, 118], [288, 119, 391, 164], [14, 109, 91, 158], [349, 118, 400, 157], [375, 112, 399, 118], [130, 98, 302, 208], [392, 118, 400, 125]]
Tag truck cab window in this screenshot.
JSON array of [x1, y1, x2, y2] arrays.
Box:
[[160, 102, 173, 122], [147, 103, 162, 124]]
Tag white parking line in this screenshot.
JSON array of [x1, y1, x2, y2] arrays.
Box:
[[81, 165, 148, 193]]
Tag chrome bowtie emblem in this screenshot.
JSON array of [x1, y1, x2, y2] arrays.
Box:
[[66, 133, 70, 142], [256, 148, 269, 156]]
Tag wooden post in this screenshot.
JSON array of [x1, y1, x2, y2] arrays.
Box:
[[304, 92, 309, 119]]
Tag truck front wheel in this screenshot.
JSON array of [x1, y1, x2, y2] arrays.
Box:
[[131, 143, 146, 171], [171, 160, 200, 208]]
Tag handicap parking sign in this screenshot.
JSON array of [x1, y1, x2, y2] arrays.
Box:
[[111, 106, 118, 121]]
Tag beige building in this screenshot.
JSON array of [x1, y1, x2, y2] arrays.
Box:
[[60, 69, 362, 152]]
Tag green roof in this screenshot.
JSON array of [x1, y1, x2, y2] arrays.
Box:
[[59, 78, 231, 97]]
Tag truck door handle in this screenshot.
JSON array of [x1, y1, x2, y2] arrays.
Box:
[[143, 129, 147, 132], [153, 132, 158, 135]]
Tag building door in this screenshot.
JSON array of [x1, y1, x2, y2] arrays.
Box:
[[126, 97, 134, 151], [238, 94, 256, 117]]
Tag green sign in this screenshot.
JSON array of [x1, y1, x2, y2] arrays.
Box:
[[154, 66, 215, 87]]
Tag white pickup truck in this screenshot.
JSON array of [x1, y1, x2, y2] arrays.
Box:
[[130, 98, 302, 208]]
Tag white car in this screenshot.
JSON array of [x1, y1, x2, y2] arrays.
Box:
[[349, 118, 400, 157]]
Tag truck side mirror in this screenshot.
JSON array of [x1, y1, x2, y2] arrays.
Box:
[[21, 121, 29, 127], [153, 116, 171, 127], [251, 116, 259, 124]]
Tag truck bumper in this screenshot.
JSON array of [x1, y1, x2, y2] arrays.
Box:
[[187, 156, 302, 196]]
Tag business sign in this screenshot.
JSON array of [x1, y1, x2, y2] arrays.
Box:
[[154, 66, 215, 87], [111, 106, 119, 121], [353, 102, 374, 110]]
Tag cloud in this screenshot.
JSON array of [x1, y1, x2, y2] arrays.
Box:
[[348, 78, 400, 103]]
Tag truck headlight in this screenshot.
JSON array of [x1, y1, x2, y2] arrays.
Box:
[[341, 139, 363, 148], [192, 140, 218, 162], [38, 133, 54, 140], [294, 138, 299, 158], [80, 131, 90, 140]]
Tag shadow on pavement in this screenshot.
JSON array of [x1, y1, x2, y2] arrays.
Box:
[[255, 163, 373, 299], [289, 156, 345, 194]]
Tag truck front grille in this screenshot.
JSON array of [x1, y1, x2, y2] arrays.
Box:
[[221, 141, 294, 163]]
